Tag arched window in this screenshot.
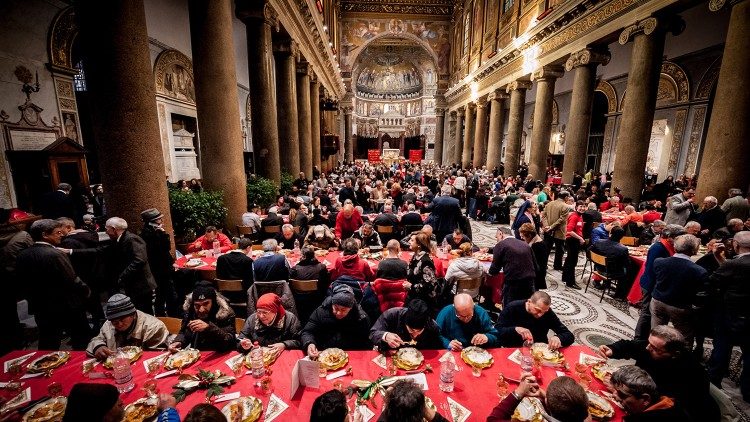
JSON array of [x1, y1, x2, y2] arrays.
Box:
[[73, 59, 87, 92]]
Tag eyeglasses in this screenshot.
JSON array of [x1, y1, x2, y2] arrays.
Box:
[[455, 312, 473, 320], [256, 309, 274, 316]]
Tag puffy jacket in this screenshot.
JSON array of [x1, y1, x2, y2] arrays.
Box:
[[331, 253, 374, 282], [371, 278, 407, 312], [328, 276, 381, 323]]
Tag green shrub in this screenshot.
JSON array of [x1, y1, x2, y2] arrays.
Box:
[[280, 171, 293, 195], [168, 188, 228, 242], [246, 176, 278, 209]]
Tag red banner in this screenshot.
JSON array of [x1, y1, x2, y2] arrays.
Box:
[[367, 149, 381, 163], [408, 149, 423, 162]]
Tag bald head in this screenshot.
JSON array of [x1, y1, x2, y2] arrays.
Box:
[[343, 203, 354, 217], [454, 293, 474, 311]]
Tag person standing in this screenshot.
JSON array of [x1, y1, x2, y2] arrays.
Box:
[[561, 201, 587, 290], [541, 191, 570, 270], [664, 188, 695, 226], [488, 227, 536, 308], [425, 185, 462, 243], [139, 209, 179, 317]]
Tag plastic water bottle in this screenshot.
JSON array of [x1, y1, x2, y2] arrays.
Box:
[[212, 240, 221, 256], [439, 360, 455, 392], [293, 239, 301, 255], [113, 348, 134, 393], [250, 342, 265, 378]]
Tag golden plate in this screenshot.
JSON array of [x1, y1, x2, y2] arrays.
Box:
[[531, 343, 565, 365], [243, 347, 279, 368], [22, 397, 67, 422], [587, 391, 615, 420], [461, 346, 494, 369], [511, 397, 544, 422], [319, 348, 349, 371], [26, 352, 70, 373], [221, 396, 263, 422], [103, 346, 143, 369], [473, 252, 493, 261], [591, 362, 614, 383], [394, 347, 424, 370], [122, 398, 158, 422], [164, 348, 200, 370]]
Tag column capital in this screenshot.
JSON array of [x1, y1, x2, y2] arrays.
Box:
[[506, 80, 532, 93], [457, 106, 466, 117], [531, 65, 565, 82], [487, 89, 509, 102], [709, 0, 747, 11], [342, 106, 352, 115], [235, 1, 278, 30], [475, 97, 488, 108], [619, 16, 685, 45], [273, 39, 298, 57], [565, 48, 611, 71], [296, 61, 311, 77], [435, 107, 447, 115]]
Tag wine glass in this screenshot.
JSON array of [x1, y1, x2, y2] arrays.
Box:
[[47, 382, 63, 398], [496, 374, 509, 399], [143, 379, 158, 398], [471, 365, 481, 377]]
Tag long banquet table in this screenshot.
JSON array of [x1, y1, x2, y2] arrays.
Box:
[[0, 347, 624, 421]]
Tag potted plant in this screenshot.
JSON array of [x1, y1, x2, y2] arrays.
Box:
[[168, 187, 228, 253], [246, 175, 279, 209]]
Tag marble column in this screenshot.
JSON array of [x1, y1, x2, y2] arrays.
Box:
[[310, 76, 322, 173], [528, 65, 564, 181], [612, 17, 682, 200], [448, 111, 457, 165], [274, 39, 300, 175], [461, 103, 476, 168], [472, 97, 489, 168], [562, 49, 611, 184], [236, 0, 280, 184], [486, 89, 508, 171], [76, 0, 172, 233], [504, 81, 532, 178], [344, 108, 353, 163], [188, 0, 247, 228], [433, 108, 446, 165], [696, 0, 750, 203], [454, 107, 465, 165], [296, 62, 313, 179]]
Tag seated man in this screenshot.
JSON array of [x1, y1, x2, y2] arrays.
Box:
[[252, 239, 290, 282], [331, 238, 374, 282], [86, 294, 169, 359], [436, 293, 498, 351], [260, 210, 284, 240], [351, 222, 382, 250], [600, 196, 624, 213], [307, 208, 328, 227], [589, 226, 630, 295], [334, 203, 363, 241], [303, 224, 339, 250], [186, 226, 232, 253], [241, 204, 262, 233], [371, 204, 400, 234], [400, 224, 436, 249], [611, 365, 689, 421], [442, 228, 471, 250], [598, 325, 719, 421], [369, 299, 441, 352], [488, 375, 589, 422], [495, 291, 574, 349], [310, 390, 349, 422], [379, 380, 450, 422], [376, 239, 408, 280], [713, 218, 745, 243], [590, 221, 619, 245], [301, 285, 371, 356], [169, 282, 236, 352], [274, 224, 303, 250], [641, 204, 663, 225], [639, 220, 666, 246], [400, 203, 424, 227], [216, 237, 254, 289]]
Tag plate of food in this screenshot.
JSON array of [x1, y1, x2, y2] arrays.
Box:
[[26, 352, 70, 373], [591, 362, 614, 383], [314, 249, 329, 257], [103, 346, 142, 369], [473, 252, 493, 262], [21, 397, 67, 422], [164, 348, 201, 370], [511, 397, 544, 421], [394, 347, 424, 370], [530, 343, 566, 365], [122, 397, 158, 422], [221, 396, 263, 422], [318, 348, 349, 371], [279, 249, 292, 256], [244, 347, 279, 368], [460, 346, 494, 369], [361, 251, 383, 260], [185, 258, 204, 268], [587, 391, 615, 420]]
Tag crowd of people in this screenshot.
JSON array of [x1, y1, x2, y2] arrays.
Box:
[[0, 159, 749, 421]]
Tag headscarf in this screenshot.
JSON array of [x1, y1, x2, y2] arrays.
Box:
[[256, 293, 285, 320], [512, 200, 534, 233]]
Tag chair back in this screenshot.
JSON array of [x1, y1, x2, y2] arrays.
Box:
[[158, 316, 182, 335], [620, 236, 638, 246], [456, 277, 482, 292], [262, 225, 281, 234], [237, 225, 254, 236], [290, 278, 318, 293], [375, 225, 394, 234], [216, 279, 244, 292], [251, 244, 264, 251], [590, 251, 607, 267], [235, 317, 245, 334], [248, 280, 298, 317], [198, 268, 217, 282]]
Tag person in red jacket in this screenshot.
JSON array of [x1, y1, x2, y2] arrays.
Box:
[[487, 375, 589, 422], [562, 201, 586, 289], [331, 238, 374, 282], [186, 226, 232, 253], [335, 204, 363, 241]]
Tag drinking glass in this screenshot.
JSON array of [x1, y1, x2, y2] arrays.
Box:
[[47, 382, 63, 398], [319, 362, 328, 378], [143, 379, 158, 398], [471, 366, 481, 377], [496, 376, 509, 399], [520, 356, 534, 377], [232, 361, 245, 379]]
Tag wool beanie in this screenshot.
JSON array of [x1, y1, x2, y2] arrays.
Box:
[[331, 284, 356, 309], [192, 281, 217, 302], [404, 299, 430, 329], [104, 294, 136, 320]]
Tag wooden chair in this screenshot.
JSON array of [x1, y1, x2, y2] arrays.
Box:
[[215, 279, 248, 318], [585, 251, 625, 302], [198, 268, 217, 282], [236, 225, 254, 236], [456, 277, 482, 300], [620, 236, 638, 246], [262, 225, 281, 235], [158, 316, 182, 335], [375, 225, 394, 234], [235, 317, 245, 334], [251, 244, 264, 251], [290, 279, 318, 294]]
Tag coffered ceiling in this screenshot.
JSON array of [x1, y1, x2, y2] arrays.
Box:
[[340, 0, 453, 17]]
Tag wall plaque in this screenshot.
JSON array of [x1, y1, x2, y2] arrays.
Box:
[[9, 129, 58, 151]]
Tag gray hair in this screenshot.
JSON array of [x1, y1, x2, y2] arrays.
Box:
[[684, 221, 701, 232], [650, 325, 686, 354], [728, 218, 744, 229], [734, 231, 750, 249], [673, 234, 700, 255], [29, 219, 62, 241], [282, 224, 294, 232], [728, 188, 743, 197], [386, 239, 400, 253], [662, 224, 686, 239], [530, 291, 551, 306], [57, 183, 72, 192], [56, 217, 75, 228], [652, 220, 666, 228], [262, 239, 278, 252], [497, 226, 512, 237], [704, 196, 718, 204], [105, 217, 128, 231], [611, 366, 659, 400]]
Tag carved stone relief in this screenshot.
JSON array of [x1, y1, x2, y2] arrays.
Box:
[[154, 50, 196, 105], [667, 108, 688, 175], [683, 106, 706, 175], [595, 80, 618, 114]]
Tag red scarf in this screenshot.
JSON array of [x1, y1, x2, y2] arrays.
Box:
[[256, 293, 285, 319], [659, 238, 675, 256]]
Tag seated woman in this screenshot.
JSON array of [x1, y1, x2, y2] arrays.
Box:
[[238, 293, 301, 356], [304, 225, 339, 250], [443, 242, 485, 298], [331, 238, 375, 282], [518, 222, 549, 290], [301, 285, 371, 357], [405, 232, 439, 309]]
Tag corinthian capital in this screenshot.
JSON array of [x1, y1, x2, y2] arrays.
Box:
[[457, 106, 466, 117], [531, 65, 565, 82], [487, 89, 509, 102], [506, 80, 532, 93], [619, 16, 684, 45], [236, 1, 278, 30], [565, 48, 611, 71]]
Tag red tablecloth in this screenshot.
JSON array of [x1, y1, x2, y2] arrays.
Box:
[[626, 256, 647, 305], [0, 347, 623, 421]]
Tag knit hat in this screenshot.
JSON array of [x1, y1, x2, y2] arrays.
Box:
[[104, 294, 136, 320], [140, 208, 163, 222], [192, 281, 217, 302], [256, 293, 285, 319], [404, 299, 430, 329], [62, 383, 119, 422], [331, 284, 356, 309]]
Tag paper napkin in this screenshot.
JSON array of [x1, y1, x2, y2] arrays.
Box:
[[579, 352, 605, 365], [446, 397, 471, 422], [20, 372, 42, 380], [4, 352, 35, 372], [356, 404, 375, 422], [264, 394, 290, 422], [0, 387, 31, 413], [371, 354, 387, 369], [224, 353, 245, 370], [213, 391, 241, 403], [154, 369, 177, 379], [142, 352, 169, 372], [507, 349, 522, 365]]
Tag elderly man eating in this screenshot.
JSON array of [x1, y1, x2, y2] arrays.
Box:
[[436, 293, 498, 351], [495, 291, 574, 350], [186, 225, 232, 253]]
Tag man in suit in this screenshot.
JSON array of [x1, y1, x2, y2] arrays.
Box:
[[425, 185, 462, 243], [708, 231, 750, 401], [399, 203, 423, 227], [16, 219, 91, 349], [253, 239, 290, 282], [40, 182, 76, 220], [541, 191, 570, 270], [216, 237, 254, 290], [664, 188, 695, 226], [139, 208, 179, 317], [589, 226, 630, 296]]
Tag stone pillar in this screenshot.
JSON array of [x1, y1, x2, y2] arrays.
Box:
[[76, 0, 172, 233], [310, 77, 322, 172], [504, 81, 532, 178], [188, 0, 247, 228], [296, 62, 313, 179], [562, 48, 611, 184], [433, 108, 446, 165], [343, 108, 353, 163], [454, 107, 465, 165], [274, 39, 299, 175], [696, 0, 750, 203], [461, 103, 476, 168], [472, 97, 489, 168], [612, 17, 683, 200], [528, 65, 564, 181], [486, 89, 508, 171], [236, 0, 280, 184], [447, 111, 457, 165]]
